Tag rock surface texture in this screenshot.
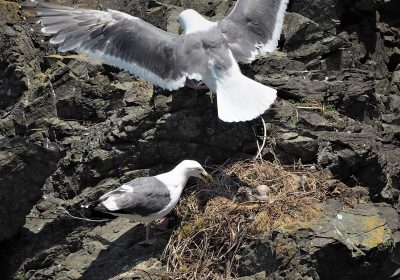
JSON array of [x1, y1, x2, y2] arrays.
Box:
[[0, 0, 399, 279]]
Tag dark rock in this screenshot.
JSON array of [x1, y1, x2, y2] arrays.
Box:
[[315, 131, 400, 201], [0, 25, 34, 112], [0, 136, 59, 242], [288, 0, 340, 31], [276, 132, 319, 163], [297, 111, 335, 131]]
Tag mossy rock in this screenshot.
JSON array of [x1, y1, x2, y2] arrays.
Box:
[[0, 1, 21, 24]]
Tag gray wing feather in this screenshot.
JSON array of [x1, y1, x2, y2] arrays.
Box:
[[96, 177, 171, 216], [29, 3, 207, 90], [219, 0, 289, 63]]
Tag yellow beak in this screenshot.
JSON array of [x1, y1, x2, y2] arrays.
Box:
[[200, 171, 213, 183], [178, 26, 184, 35]]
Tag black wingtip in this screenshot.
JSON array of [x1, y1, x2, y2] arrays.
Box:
[[80, 201, 98, 210]]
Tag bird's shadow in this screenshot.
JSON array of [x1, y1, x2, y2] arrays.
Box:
[[80, 223, 171, 280]]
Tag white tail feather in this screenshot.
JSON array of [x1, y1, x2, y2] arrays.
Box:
[[215, 70, 277, 122]]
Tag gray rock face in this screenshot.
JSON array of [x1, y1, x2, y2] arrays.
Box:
[[0, 0, 399, 279], [0, 137, 59, 242], [237, 201, 400, 280]]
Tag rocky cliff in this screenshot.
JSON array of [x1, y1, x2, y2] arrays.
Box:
[[0, 0, 399, 279]]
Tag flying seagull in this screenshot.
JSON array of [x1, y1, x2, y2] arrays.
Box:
[[26, 0, 289, 122], [82, 160, 212, 245]]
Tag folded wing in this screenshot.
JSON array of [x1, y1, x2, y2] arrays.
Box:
[[218, 0, 289, 63], [94, 177, 171, 217], [28, 3, 206, 90]]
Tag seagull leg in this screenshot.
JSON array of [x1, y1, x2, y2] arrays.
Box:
[[138, 223, 156, 245], [185, 78, 208, 90]]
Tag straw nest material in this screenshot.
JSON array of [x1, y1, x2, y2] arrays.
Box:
[[161, 159, 368, 279]]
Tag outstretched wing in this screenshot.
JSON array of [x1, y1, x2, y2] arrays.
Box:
[[218, 0, 289, 63], [26, 3, 206, 90]]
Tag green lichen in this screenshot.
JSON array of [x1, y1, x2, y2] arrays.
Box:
[[290, 97, 309, 107], [287, 115, 298, 126], [179, 217, 206, 240], [16, 272, 27, 280], [322, 104, 336, 115], [361, 216, 391, 249]]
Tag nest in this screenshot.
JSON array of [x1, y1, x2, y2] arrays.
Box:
[[161, 159, 367, 279]]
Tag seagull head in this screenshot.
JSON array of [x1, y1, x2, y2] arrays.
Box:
[[175, 160, 213, 183], [177, 9, 215, 35]]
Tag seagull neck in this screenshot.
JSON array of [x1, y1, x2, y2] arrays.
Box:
[[184, 17, 216, 34], [155, 169, 190, 189]]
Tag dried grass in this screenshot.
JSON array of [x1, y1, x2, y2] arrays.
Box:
[[161, 159, 363, 279]]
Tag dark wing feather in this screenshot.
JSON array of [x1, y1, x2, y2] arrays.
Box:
[[26, 3, 207, 90], [219, 0, 289, 63]]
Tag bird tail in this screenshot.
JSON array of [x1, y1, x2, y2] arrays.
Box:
[[81, 201, 107, 213], [80, 202, 117, 220], [215, 70, 277, 122], [81, 202, 97, 210]]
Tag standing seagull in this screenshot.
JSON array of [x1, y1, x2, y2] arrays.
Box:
[[26, 0, 289, 122], [82, 160, 212, 245]]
